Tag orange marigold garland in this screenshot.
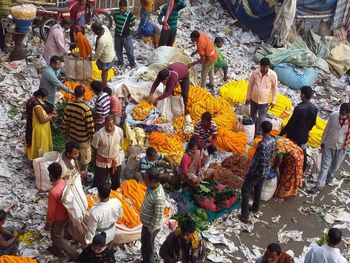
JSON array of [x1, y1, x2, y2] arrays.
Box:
[[131, 100, 155, 121], [148, 132, 184, 164], [61, 81, 94, 102]]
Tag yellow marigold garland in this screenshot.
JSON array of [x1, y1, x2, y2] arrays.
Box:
[[219, 80, 293, 119], [172, 116, 193, 141], [131, 100, 155, 121]]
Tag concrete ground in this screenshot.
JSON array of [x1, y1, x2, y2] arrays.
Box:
[[221, 159, 350, 262]]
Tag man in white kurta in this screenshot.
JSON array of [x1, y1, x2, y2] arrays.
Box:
[[304, 228, 347, 263], [91, 115, 124, 190], [85, 182, 122, 245]]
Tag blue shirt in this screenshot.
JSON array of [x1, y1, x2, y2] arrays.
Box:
[[39, 66, 72, 105], [249, 134, 276, 177]]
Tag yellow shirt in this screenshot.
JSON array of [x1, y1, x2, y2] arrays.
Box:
[[247, 68, 278, 104], [141, 0, 154, 12]]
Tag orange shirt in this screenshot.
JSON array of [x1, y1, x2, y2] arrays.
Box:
[[247, 68, 278, 104], [196, 33, 218, 62], [47, 179, 68, 223]]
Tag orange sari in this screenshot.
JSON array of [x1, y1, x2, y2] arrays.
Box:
[[274, 138, 304, 198]]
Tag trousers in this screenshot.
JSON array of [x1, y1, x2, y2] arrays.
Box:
[[158, 29, 177, 47], [318, 147, 346, 187], [201, 58, 215, 88], [50, 220, 78, 258], [0, 22, 6, 51], [241, 174, 265, 220], [141, 226, 160, 263], [93, 165, 121, 190], [250, 100, 268, 136], [114, 35, 136, 68]]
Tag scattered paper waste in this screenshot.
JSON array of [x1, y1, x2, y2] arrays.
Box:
[[0, 1, 349, 263], [272, 215, 281, 223], [278, 225, 303, 244]]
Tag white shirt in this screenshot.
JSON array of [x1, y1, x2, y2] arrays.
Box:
[[58, 154, 79, 182], [85, 198, 122, 244], [91, 126, 124, 168], [93, 25, 116, 63], [304, 244, 347, 263], [321, 111, 349, 150]]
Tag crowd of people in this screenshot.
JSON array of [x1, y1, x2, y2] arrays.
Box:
[[0, 0, 349, 262]]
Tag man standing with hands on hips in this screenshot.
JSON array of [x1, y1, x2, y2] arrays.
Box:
[[246, 57, 278, 136]]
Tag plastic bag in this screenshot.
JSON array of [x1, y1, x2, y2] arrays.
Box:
[[170, 95, 185, 117], [243, 123, 255, 144], [142, 21, 156, 37], [261, 177, 277, 201], [265, 114, 283, 131], [315, 152, 322, 173], [33, 151, 60, 192], [274, 63, 318, 89], [65, 56, 92, 81]]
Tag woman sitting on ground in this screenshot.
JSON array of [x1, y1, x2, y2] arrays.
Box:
[[273, 137, 304, 199], [179, 137, 204, 187], [25, 88, 57, 160]]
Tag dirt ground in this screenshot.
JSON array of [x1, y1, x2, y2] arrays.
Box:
[[219, 158, 350, 262]]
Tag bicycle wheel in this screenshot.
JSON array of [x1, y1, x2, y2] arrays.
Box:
[[40, 17, 58, 40]]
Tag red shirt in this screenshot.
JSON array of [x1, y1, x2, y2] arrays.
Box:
[[70, 3, 87, 31], [47, 179, 68, 223], [180, 152, 201, 174]]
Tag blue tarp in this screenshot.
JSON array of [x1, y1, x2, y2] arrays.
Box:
[[221, 0, 337, 42], [223, 0, 277, 41]]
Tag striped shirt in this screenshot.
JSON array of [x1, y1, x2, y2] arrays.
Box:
[[139, 153, 164, 174], [61, 101, 95, 143], [158, 0, 186, 30], [140, 184, 166, 232], [113, 10, 136, 37], [95, 92, 111, 124], [194, 121, 218, 142]]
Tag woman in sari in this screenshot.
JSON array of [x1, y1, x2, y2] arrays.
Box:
[[179, 138, 203, 188], [273, 137, 304, 198], [25, 88, 56, 160]]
